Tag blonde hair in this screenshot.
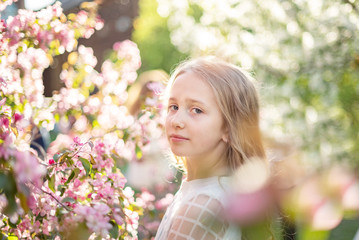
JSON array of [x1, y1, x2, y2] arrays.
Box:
[[126, 70, 168, 115], [166, 56, 266, 172]]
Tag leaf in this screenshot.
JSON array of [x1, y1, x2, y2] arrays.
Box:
[[0, 232, 8, 240], [10, 127, 18, 137], [65, 170, 76, 185], [7, 219, 18, 229], [61, 197, 76, 203], [58, 152, 70, 164], [0, 172, 17, 215], [135, 145, 142, 159], [53, 153, 60, 162], [122, 130, 129, 142], [79, 157, 92, 176], [109, 221, 119, 239], [89, 155, 96, 165], [67, 158, 74, 167], [57, 185, 66, 197], [17, 192, 29, 213], [48, 174, 55, 193]]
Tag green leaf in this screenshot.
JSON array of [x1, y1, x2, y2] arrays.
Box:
[[122, 130, 129, 142], [79, 157, 92, 176], [58, 152, 70, 164], [109, 221, 119, 239], [65, 170, 76, 185], [57, 185, 66, 197], [48, 174, 55, 193], [17, 192, 29, 213], [89, 155, 96, 165], [61, 197, 76, 203], [0, 172, 17, 215], [0, 232, 8, 240], [135, 145, 142, 159], [7, 219, 18, 229], [53, 153, 60, 162], [298, 225, 330, 240]]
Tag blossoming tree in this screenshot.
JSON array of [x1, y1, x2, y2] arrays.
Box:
[[0, 1, 175, 239]]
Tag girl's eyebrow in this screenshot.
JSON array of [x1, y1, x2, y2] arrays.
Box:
[[169, 97, 205, 106]]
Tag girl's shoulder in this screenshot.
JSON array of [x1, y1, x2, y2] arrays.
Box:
[[180, 175, 232, 203]]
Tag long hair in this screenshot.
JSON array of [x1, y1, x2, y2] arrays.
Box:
[[166, 56, 266, 172]]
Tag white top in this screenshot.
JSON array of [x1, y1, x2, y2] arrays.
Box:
[[155, 176, 241, 240]]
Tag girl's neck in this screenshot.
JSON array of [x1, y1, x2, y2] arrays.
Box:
[[186, 157, 229, 181]]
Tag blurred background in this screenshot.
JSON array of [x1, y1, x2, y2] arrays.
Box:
[[4, 0, 357, 168], [2, 0, 359, 239]]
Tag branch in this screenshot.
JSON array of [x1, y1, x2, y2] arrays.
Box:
[[31, 182, 71, 212]]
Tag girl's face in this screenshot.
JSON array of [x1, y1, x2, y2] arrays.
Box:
[[165, 71, 228, 162]]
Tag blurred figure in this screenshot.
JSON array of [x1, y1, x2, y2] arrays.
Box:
[[125, 69, 174, 191], [126, 69, 168, 116]]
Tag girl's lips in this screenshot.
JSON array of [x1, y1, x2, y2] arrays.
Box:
[[169, 134, 189, 142]]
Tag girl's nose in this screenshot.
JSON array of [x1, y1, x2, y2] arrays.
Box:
[[171, 111, 185, 129]]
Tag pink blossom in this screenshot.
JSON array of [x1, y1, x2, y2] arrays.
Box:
[[12, 112, 23, 123], [108, 172, 127, 189], [78, 45, 97, 67], [155, 193, 174, 210], [95, 16, 104, 30], [73, 178, 82, 188], [0, 194, 8, 212], [225, 185, 276, 225], [42, 219, 50, 235], [72, 136, 84, 146], [14, 150, 46, 188], [76, 11, 89, 25], [27, 194, 37, 210], [0, 116, 9, 128], [145, 221, 161, 232], [0, 145, 12, 159], [0, 97, 6, 107], [74, 204, 113, 237], [113, 210, 124, 225]]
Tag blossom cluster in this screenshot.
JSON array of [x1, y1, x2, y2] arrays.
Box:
[[0, 0, 17, 12], [0, 1, 176, 236], [0, 1, 103, 118], [0, 1, 170, 238]]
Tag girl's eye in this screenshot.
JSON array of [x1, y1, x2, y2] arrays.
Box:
[[168, 105, 178, 111], [192, 108, 203, 114]]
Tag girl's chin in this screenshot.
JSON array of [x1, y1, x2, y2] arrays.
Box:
[[170, 149, 187, 157]]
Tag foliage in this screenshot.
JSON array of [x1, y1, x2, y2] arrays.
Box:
[[0, 1, 175, 239], [131, 0, 188, 74], [155, 0, 359, 168]]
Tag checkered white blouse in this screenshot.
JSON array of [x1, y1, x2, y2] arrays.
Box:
[[155, 176, 241, 240]]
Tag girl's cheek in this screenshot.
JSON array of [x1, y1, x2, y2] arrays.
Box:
[[165, 117, 171, 130]]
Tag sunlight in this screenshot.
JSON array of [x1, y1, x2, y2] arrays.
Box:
[[24, 0, 55, 10]]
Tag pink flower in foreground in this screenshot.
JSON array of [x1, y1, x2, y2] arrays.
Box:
[[74, 204, 112, 237], [224, 158, 276, 225], [225, 185, 276, 225], [0, 97, 6, 107], [0, 117, 9, 128], [108, 172, 127, 189], [14, 150, 46, 188], [155, 193, 174, 210]]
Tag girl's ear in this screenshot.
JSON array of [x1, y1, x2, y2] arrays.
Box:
[[222, 125, 229, 143]]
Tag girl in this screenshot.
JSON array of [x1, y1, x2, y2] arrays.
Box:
[[155, 56, 266, 240]]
